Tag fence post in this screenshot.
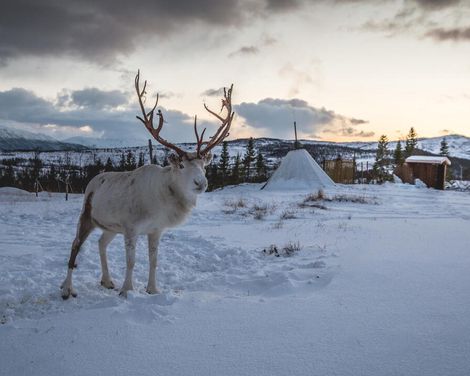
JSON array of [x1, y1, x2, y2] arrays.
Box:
[[148, 139, 153, 165]]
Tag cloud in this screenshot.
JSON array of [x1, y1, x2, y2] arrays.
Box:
[[69, 88, 130, 109], [0, 87, 219, 142], [235, 97, 370, 139], [201, 88, 225, 97], [228, 46, 260, 58], [358, 0, 469, 41], [425, 27, 470, 42], [413, 0, 461, 10], [0, 1, 302, 66]]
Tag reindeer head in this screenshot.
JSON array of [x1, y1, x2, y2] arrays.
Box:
[[135, 70, 234, 194]]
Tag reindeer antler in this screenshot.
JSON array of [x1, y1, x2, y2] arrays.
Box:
[[135, 70, 187, 158], [195, 84, 234, 157]]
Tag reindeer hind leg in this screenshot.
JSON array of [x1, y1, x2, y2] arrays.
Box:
[[61, 193, 95, 300]]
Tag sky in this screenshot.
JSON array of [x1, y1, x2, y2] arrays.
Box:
[[0, 0, 469, 144]]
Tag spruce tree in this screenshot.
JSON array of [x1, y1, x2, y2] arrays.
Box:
[[125, 151, 136, 170], [373, 135, 390, 182], [105, 157, 114, 171], [231, 153, 241, 185], [242, 138, 255, 181], [119, 153, 126, 171], [138, 152, 145, 167], [207, 162, 219, 191], [255, 150, 267, 182], [405, 127, 418, 157], [218, 141, 230, 185], [393, 140, 404, 166], [439, 138, 449, 156]]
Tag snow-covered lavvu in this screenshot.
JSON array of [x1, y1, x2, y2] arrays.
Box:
[[1, 180, 470, 375]]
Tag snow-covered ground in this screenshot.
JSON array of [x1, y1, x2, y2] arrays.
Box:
[[1, 183, 470, 375]]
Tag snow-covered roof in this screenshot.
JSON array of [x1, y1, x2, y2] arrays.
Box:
[[262, 149, 335, 191], [405, 156, 451, 165]]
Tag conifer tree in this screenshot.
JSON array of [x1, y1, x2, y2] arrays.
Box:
[[393, 140, 404, 166], [255, 150, 267, 182], [405, 127, 418, 157], [218, 141, 230, 185], [207, 162, 219, 191], [119, 153, 126, 171], [242, 138, 255, 181], [439, 138, 449, 156], [138, 152, 145, 167], [125, 151, 136, 170], [231, 153, 241, 185], [105, 157, 114, 171], [373, 135, 390, 182]]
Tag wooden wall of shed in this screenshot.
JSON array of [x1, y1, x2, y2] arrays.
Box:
[[394, 163, 447, 190]]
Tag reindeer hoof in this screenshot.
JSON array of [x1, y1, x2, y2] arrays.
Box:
[[101, 280, 115, 289], [119, 290, 128, 298], [146, 286, 160, 295], [61, 287, 77, 300]]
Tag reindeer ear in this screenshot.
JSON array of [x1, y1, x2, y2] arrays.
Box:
[[168, 153, 184, 169], [202, 152, 213, 166]]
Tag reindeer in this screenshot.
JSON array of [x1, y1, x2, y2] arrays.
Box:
[[61, 71, 234, 299]]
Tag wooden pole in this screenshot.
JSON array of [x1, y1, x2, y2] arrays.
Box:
[[294, 121, 298, 149], [148, 139, 154, 164], [65, 176, 69, 201]]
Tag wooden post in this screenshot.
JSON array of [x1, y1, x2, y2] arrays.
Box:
[[294, 121, 298, 149], [148, 139, 154, 165], [65, 175, 69, 201]]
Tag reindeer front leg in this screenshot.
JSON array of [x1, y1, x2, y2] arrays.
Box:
[[147, 230, 162, 294], [120, 232, 137, 297]]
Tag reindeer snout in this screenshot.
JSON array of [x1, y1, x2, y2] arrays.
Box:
[[194, 179, 207, 192]]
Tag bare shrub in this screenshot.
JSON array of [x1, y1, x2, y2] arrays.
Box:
[[280, 209, 297, 220], [262, 241, 302, 257], [303, 189, 325, 203], [298, 202, 327, 210], [282, 241, 302, 256], [223, 198, 248, 214], [299, 190, 376, 209], [263, 244, 280, 257], [331, 194, 373, 204], [251, 203, 268, 220]]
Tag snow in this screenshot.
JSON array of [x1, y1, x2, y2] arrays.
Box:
[[0, 187, 32, 196], [1, 183, 470, 375], [406, 155, 451, 165], [263, 149, 335, 191]]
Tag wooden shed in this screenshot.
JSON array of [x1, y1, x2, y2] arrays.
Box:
[[395, 156, 451, 190]]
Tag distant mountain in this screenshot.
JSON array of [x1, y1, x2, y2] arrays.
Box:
[[2, 124, 470, 161], [63, 136, 148, 149], [0, 126, 86, 152]]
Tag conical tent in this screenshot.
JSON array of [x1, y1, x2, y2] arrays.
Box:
[[262, 149, 335, 191]]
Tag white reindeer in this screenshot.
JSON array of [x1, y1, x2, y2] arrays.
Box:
[[61, 71, 234, 299]]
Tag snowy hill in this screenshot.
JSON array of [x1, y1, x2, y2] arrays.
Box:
[[331, 134, 470, 160], [2, 123, 470, 160], [0, 126, 86, 151]]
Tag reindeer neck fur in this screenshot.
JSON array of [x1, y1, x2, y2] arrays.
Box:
[[142, 165, 198, 229]]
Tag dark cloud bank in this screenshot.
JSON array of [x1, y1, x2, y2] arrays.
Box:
[[0, 87, 218, 142], [0, 0, 303, 65], [235, 98, 371, 139], [0, 87, 372, 141]]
